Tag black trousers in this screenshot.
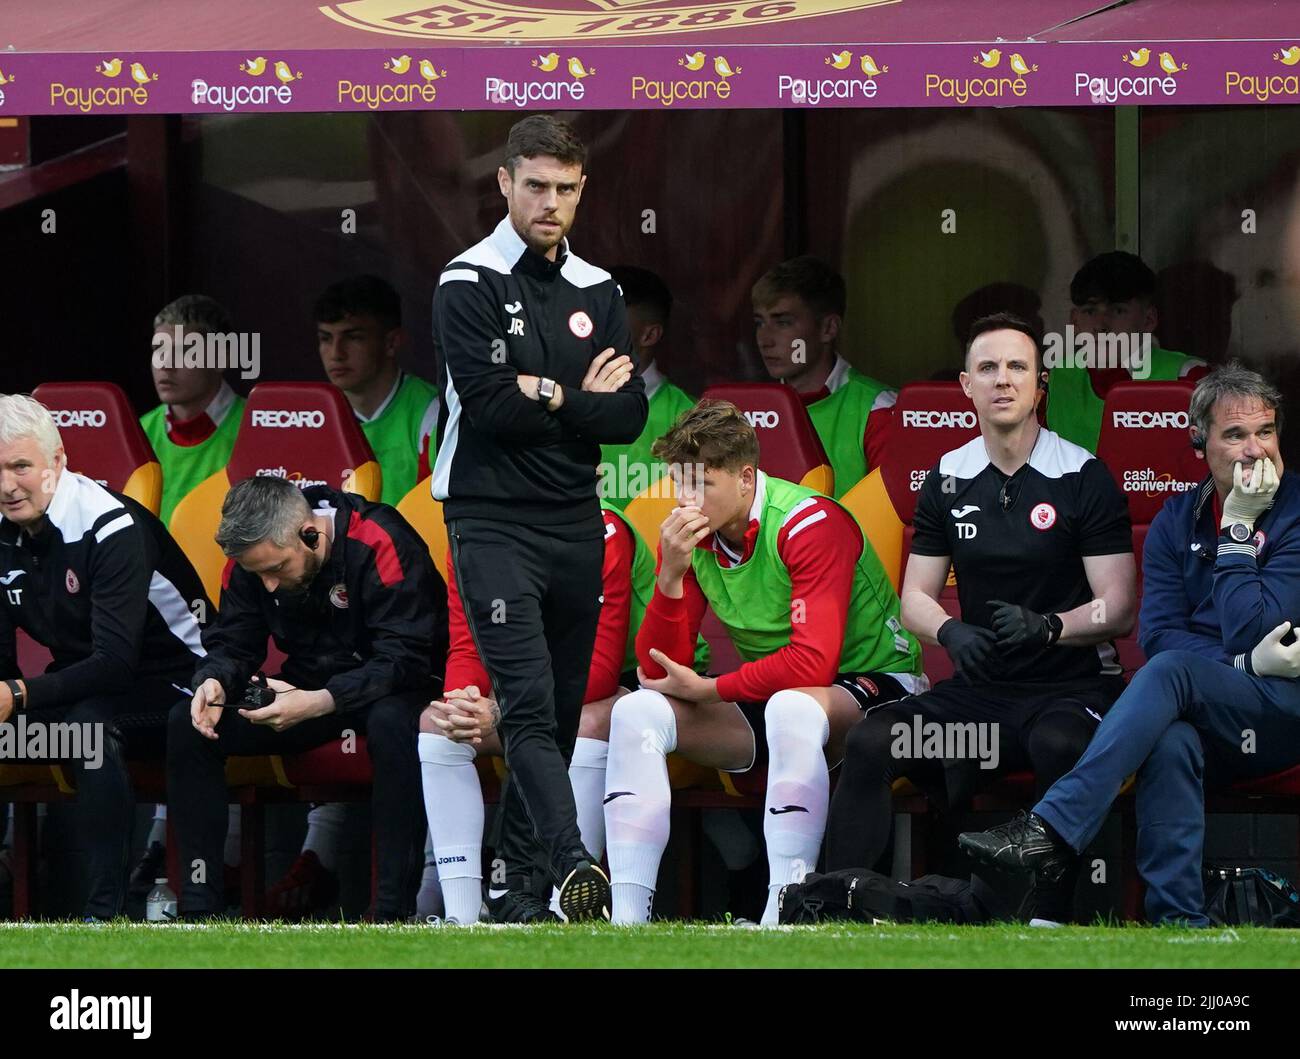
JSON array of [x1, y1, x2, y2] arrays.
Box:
[[166, 687, 426, 918], [3, 676, 179, 919], [448, 516, 602, 888], [824, 675, 1125, 873]]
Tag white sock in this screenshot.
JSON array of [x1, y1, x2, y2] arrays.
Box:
[[761, 690, 830, 926], [419, 732, 484, 925], [569, 737, 609, 861], [604, 690, 676, 924], [225, 805, 241, 868], [302, 803, 347, 873], [147, 804, 167, 847]]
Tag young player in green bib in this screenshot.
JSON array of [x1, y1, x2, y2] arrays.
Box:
[[1047, 252, 1207, 453], [141, 295, 246, 530], [752, 257, 897, 498], [603, 400, 925, 924], [316, 275, 440, 506]]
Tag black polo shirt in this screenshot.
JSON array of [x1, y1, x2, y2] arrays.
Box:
[[911, 427, 1132, 682]]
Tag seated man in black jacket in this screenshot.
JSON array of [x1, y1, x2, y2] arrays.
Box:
[[167, 475, 447, 920], [0, 393, 209, 920]]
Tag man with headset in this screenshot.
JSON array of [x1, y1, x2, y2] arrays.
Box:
[[824, 313, 1137, 925], [961, 362, 1300, 926], [167, 475, 447, 920]]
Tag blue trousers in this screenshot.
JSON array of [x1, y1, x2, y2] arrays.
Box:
[[1034, 650, 1300, 925]]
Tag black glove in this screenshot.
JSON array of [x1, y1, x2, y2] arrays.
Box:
[[987, 600, 1062, 649], [936, 618, 999, 683]]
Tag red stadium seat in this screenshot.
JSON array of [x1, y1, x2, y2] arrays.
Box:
[[32, 381, 163, 514], [1096, 380, 1200, 675], [170, 382, 382, 606], [698, 383, 834, 495], [840, 383, 981, 683]]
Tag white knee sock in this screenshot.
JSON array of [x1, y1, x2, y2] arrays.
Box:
[[761, 690, 830, 925], [302, 802, 347, 872], [604, 691, 676, 924], [419, 732, 484, 925], [147, 804, 167, 847], [569, 737, 609, 862]]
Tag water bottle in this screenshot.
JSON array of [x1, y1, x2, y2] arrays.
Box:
[[145, 878, 177, 922]]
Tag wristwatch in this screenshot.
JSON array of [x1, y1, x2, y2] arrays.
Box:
[[1225, 523, 1253, 544], [537, 377, 556, 404], [4, 679, 24, 713]]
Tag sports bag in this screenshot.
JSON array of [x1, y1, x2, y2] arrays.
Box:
[[1204, 866, 1300, 927], [777, 868, 998, 925]]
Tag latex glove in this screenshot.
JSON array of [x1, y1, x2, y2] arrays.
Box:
[[1221, 458, 1279, 531], [1241, 621, 1300, 678]]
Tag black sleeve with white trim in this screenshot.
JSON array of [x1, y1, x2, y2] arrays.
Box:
[[24, 510, 150, 710], [436, 267, 568, 445]]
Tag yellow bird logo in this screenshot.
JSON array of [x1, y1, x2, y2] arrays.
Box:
[[1009, 53, 1037, 76], [1274, 46, 1300, 66], [974, 49, 1001, 68], [95, 58, 123, 77], [1158, 51, 1187, 74], [825, 50, 852, 69], [385, 55, 412, 74], [274, 60, 303, 84], [130, 62, 157, 85], [239, 57, 268, 76], [0, 69, 13, 86], [859, 54, 888, 77], [419, 59, 445, 82], [1123, 47, 1151, 67], [680, 51, 707, 70], [532, 52, 560, 72], [567, 57, 595, 79], [713, 56, 741, 78]]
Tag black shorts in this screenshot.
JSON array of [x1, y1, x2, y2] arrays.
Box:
[[730, 671, 915, 774]]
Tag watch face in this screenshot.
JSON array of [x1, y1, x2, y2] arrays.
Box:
[[1230, 523, 1252, 542]]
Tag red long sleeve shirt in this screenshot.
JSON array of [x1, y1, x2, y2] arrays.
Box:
[[444, 508, 635, 704], [636, 487, 865, 702]]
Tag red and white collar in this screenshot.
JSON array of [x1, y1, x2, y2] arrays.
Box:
[[710, 471, 767, 568]]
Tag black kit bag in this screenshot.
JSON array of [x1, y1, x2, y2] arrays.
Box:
[[1204, 866, 1300, 927], [777, 868, 1002, 925]]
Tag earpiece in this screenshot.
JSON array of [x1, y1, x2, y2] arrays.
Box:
[[300, 525, 321, 549], [1190, 432, 1206, 452]]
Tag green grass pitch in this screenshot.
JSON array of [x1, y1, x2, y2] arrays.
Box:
[[4, 921, 1298, 969]]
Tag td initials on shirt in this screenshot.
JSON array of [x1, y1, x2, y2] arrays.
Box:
[[955, 522, 977, 539]]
